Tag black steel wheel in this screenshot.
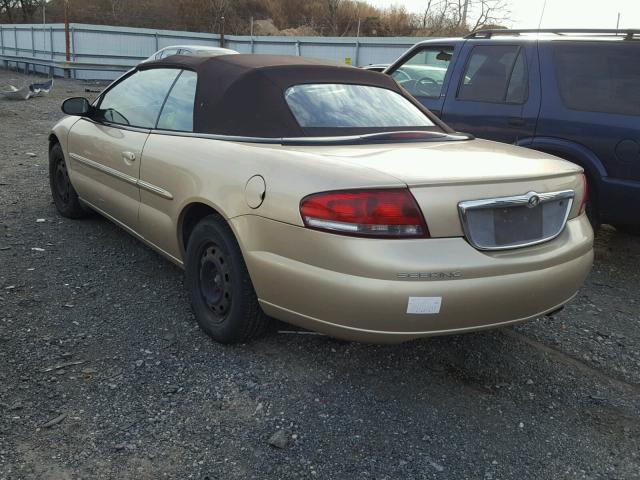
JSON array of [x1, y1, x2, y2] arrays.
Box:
[[198, 242, 233, 322], [185, 214, 270, 344], [49, 143, 88, 218]]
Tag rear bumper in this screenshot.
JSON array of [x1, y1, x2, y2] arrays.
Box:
[[231, 214, 594, 343], [599, 176, 640, 225]]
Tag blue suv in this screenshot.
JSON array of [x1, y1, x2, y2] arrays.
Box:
[[385, 29, 640, 232]]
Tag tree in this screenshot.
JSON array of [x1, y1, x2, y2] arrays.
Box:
[[467, 0, 509, 32], [0, 0, 17, 22], [18, 0, 40, 21], [416, 0, 509, 35]]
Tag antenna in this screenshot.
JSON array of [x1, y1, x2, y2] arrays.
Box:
[[537, 0, 548, 30]]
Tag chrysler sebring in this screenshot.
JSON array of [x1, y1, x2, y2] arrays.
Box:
[[48, 54, 593, 343]]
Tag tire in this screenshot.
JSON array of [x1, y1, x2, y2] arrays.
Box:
[[185, 214, 270, 344], [49, 143, 88, 219], [583, 174, 601, 232], [614, 224, 640, 236]]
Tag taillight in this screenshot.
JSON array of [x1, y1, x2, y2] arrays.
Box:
[[300, 189, 429, 238], [579, 174, 589, 215]]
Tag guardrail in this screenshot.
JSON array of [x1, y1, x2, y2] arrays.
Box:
[[0, 53, 132, 77], [0, 23, 423, 80]]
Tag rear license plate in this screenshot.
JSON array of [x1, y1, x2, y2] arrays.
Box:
[[494, 206, 543, 245]]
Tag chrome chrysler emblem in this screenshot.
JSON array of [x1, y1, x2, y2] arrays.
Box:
[[527, 194, 541, 208]]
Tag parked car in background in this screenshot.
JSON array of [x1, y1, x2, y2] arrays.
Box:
[[361, 63, 389, 72], [385, 29, 640, 233], [49, 55, 592, 344], [142, 45, 238, 62]]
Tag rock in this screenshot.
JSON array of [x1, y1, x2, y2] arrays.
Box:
[[427, 459, 445, 472], [114, 443, 126, 451], [26, 152, 37, 158], [42, 412, 67, 428], [268, 430, 289, 449], [135, 360, 144, 368], [36, 218, 45, 223], [526, 379, 534, 385], [164, 385, 179, 394]]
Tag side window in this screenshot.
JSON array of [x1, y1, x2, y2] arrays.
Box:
[[553, 42, 640, 116], [391, 46, 454, 99], [157, 70, 197, 132], [98, 68, 180, 128], [506, 50, 528, 103], [458, 45, 528, 104]]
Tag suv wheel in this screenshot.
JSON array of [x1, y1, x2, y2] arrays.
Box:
[[613, 224, 640, 236]]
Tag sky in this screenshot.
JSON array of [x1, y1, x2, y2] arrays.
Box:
[[366, 0, 639, 29]]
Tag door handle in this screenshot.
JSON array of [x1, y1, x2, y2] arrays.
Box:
[[508, 117, 525, 127], [122, 151, 136, 162]]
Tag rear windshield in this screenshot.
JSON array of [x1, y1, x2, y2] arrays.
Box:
[[284, 84, 434, 129], [553, 42, 640, 116]]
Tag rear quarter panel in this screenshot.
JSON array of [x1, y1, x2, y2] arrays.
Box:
[[137, 134, 405, 261]]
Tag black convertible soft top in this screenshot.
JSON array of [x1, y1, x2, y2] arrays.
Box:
[[139, 54, 452, 138]]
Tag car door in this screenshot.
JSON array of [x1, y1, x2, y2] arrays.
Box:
[[67, 68, 181, 230], [439, 42, 540, 144], [387, 43, 459, 117], [136, 69, 198, 259]]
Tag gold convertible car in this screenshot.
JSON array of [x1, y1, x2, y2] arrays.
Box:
[[49, 55, 593, 343]]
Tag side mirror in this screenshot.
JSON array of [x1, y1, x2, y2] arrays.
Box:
[[61, 97, 91, 116]]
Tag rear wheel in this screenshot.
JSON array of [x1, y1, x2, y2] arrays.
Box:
[[185, 215, 270, 344], [49, 143, 88, 218]]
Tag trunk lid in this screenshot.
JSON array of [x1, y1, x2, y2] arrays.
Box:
[[283, 138, 585, 238]]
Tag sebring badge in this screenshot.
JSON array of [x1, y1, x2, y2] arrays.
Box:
[[398, 271, 463, 280], [527, 193, 541, 208]]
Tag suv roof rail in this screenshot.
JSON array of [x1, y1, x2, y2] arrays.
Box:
[[465, 28, 640, 40]]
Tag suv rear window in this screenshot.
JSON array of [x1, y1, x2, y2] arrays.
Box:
[[553, 42, 640, 116], [284, 84, 434, 128]]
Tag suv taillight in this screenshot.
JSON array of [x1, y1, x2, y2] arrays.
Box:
[[579, 174, 589, 215], [300, 189, 429, 238]]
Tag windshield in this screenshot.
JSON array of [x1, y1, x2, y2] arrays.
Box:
[[284, 84, 434, 129]]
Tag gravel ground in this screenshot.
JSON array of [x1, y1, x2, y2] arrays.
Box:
[[0, 69, 639, 480]]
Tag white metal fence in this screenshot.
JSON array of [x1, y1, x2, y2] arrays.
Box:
[[0, 23, 425, 79]]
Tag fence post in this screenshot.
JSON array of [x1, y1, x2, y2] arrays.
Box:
[[49, 26, 55, 76], [71, 25, 76, 79], [154, 32, 159, 52], [354, 39, 360, 67], [0, 27, 6, 71], [295, 40, 300, 56], [14, 26, 18, 56]]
